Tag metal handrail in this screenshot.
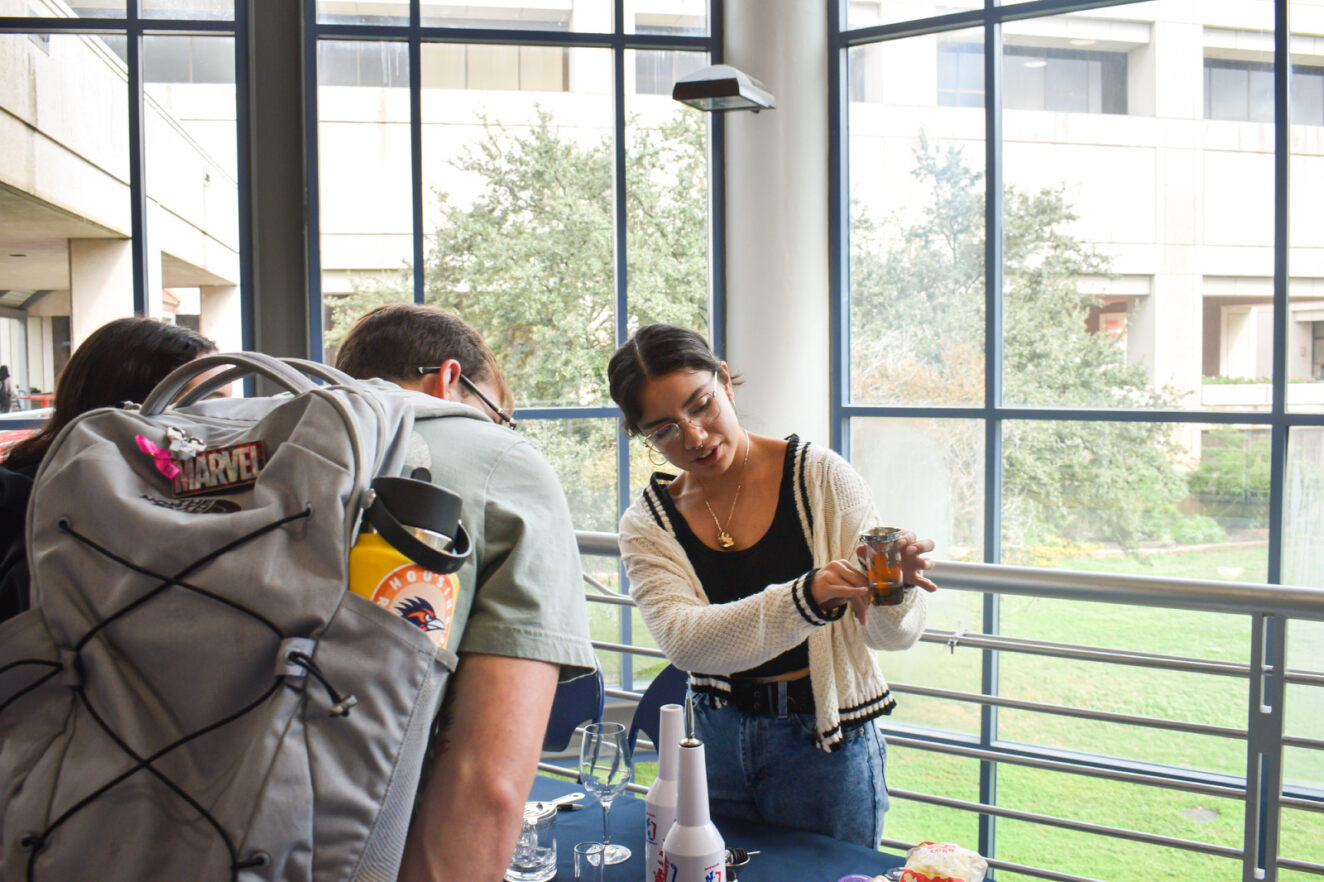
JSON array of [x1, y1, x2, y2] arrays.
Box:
[[882, 734, 1249, 802], [921, 628, 1252, 677], [887, 681, 1247, 739], [574, 531, 1324, 620], [592, 639, 665, 659], [920, 628, 1324, 687], [583, 571, 615, 596], [931, 558, 1324, 620], [887, 787, 1245, 859], [576, 530, 620, 558], [574, 531, 1324, 880]]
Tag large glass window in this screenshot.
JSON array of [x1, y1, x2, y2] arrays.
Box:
[[1205, 58, 1324, 125], [317, 39, 415, 350], [144, 34, 241, 351], [839, 1, 1324, 877], [848, 28, 986, 409], [0, 7, 244, 406], [1291, 5, 1324, 412], [317, 0, 601, 30], [310, 3, 718, 693], [416, 45, 615, 408], [940, 42, 1128, 114], [635, 47, 707, 95]]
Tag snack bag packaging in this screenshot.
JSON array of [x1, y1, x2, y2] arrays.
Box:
[[899, 841, 988, 882]]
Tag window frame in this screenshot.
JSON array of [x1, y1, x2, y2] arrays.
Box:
[[939, 40, 1129, 113], [1205, 55, 1324, 124], [305, 0, 726, 692], [0, 4, 252, 344], [830, 0, 1322, 867]]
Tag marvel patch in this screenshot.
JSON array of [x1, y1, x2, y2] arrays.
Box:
[[171, 441, 266, 497]]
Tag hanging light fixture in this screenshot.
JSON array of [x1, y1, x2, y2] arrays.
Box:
[[672, 64, 775, 113]]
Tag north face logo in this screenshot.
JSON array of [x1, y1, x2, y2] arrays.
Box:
[[142, 494, 242, 514]]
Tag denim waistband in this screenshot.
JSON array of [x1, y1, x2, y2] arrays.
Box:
[[725, 675, 815, 716]]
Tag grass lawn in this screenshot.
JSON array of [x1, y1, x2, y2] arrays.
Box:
[[588, 545, 1324, 879], [879, 544, 1324, 880]]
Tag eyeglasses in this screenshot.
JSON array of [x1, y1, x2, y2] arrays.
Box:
[[417, 366, 518, 429], [641, 375, 722, 449]]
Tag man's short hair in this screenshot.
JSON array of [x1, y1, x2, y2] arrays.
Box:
[[334, 304, 512, 408]]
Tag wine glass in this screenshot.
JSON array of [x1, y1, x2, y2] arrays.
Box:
[[578, 720, 634, 865]]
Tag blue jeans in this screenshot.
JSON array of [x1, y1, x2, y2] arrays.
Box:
[[692, 692, 889, 847]]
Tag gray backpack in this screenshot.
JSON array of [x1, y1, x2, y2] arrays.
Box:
[[0, 353, 464, 881]]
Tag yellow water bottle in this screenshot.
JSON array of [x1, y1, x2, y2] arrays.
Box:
[[348, 476, 471, 649]]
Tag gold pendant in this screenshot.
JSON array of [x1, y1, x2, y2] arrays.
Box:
[[717, 531, 735, 549]]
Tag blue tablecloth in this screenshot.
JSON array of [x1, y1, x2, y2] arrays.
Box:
[[529, 774, 905, 881]]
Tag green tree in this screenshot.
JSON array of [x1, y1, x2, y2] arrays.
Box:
[[1187, 427, 1271, 525], [851, 136, 1186, 559], [328, 108, 710, 529], [330, 109, 708, 402]]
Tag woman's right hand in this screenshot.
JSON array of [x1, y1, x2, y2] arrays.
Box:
[[810, 560, 872, 625]]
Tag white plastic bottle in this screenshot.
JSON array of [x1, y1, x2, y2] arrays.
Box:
[[661, 736, 725, 882], [643, 704, 683, 882]]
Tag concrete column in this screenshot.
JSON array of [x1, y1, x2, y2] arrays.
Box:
[[1, 317, 26, 401], [200, 285, 243, 352], [723, 1, 831, 443], [1146, 18, 1206, 403], [143, 202, 165, 319], [1288, 314, 1313, 381], [24, 315, 53, 395], [1152, 18, 1204, 122], [570, 0, 612, 94], [1128, 293, 1157, 377], [68, 238, 134, 347]]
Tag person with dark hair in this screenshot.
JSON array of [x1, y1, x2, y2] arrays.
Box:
[[334, 303, 594, 882], [607, 322, 937, 847], [0, 317, 216, 623], [0, 364, 11, 413]]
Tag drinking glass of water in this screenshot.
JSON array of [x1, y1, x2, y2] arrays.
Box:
[[578, 721, 634, 865], [505, 802, 557, 882]]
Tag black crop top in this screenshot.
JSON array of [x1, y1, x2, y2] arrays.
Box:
[[656, 441, 814, 679]]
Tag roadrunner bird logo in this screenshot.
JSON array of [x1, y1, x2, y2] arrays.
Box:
[[363, 563, 458, 650], [395, 596, 446, 633]]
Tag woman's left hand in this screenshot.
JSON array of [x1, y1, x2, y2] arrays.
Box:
[[898, 531, 938, 592]]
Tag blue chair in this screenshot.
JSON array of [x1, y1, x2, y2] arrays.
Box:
[[627, 664, 689, 754], [542, 666, 605, 752]]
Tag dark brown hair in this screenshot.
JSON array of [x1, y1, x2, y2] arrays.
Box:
[[607, 323, 728, 436], [333, 303, 511, 409], [5, 317, 216, 470]]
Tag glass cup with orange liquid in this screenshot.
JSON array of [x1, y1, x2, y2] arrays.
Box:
[[857, 527, 910, 606]]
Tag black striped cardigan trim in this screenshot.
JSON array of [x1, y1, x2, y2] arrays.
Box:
[[641, 465, 834, 628], [686, 678, 896, 752], [642, 477, 672, 531], [790, 436, 813, 536], [645, 438, 811, 534], [792, 569, 840, 625], [815, 688, 898, 752]]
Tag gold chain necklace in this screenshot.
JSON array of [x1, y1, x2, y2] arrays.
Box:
[[699, 431, 750, 550]]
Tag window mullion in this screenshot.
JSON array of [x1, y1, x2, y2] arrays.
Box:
[[980, 7, 1004, 866]]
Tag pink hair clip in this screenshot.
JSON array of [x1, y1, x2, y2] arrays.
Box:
[[135, 434, 182, 480]]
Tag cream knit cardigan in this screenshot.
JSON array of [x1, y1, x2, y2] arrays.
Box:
[[618, 438, 927, 751]]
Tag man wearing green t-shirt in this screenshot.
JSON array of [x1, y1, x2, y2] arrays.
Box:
[[335, 304, 596, 882]]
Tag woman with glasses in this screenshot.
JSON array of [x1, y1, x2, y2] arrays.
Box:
[[607, 323, 937, 846]]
